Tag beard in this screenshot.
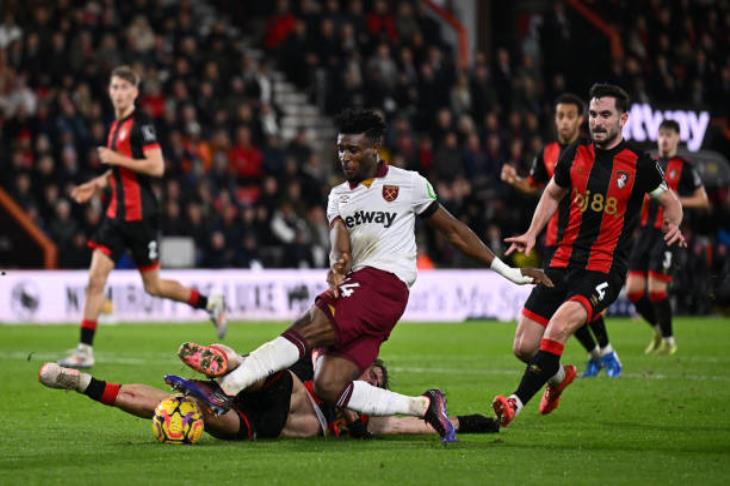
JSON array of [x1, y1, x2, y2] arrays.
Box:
[[590, 126, 620, 148]]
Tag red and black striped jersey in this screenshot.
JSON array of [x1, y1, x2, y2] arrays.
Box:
[[549, 140, 665, 277], [104, 110, 161, 222], [640, 155, 702, 230], [528, 140, 585, 247]]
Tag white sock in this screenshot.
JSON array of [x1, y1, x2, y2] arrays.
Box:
[[548, 364, 566, 386], [588, 346, 601, 359], [653, 325, 662, 335], [77, 372, 92, 392], [218, 336, 300, 395], [663, 336, 675, 346], [508, 394, 524, 415], [599, 344, 614, 357], [78, 343, 93, 354], [341, 380, 428, 417]]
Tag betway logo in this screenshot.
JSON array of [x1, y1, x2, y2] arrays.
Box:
[[623, 103, 709, 151], [344, 211, 397, 228]]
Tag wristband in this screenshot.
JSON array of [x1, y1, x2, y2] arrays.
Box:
[[490, 257, 534, 284]]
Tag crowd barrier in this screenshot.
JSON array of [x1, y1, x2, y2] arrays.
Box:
[[0, 269, 539, 324]]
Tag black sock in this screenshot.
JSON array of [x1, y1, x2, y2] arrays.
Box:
[[80, 328, 95, 346], [514, 350, 561, 405], [590, 316, 610, 348], [573, 325, 597, 353], [198, 295, 209, 310], [457, 414, 500, 433], [652, 297, 673, 338], [633, 296, 657, 329], [84, 377, 107, 401]]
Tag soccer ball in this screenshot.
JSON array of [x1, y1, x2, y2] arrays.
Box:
[[151, 394, 204, 444]]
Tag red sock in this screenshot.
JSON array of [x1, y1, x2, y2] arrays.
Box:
[[80, 319, 97, 346], [84, 378, 121, 406]]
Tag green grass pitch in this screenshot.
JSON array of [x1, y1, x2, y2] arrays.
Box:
[[2, 317, 729, 484]]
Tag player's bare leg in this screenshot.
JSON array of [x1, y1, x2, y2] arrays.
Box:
[[493, 301, 585, 426], [647, 277, 676, 354], [59, 249, 115, 368], [512, 316, 546, 363], [39, 362, 243, 438], [627, 272, 662, 353], [140, 268, 227, 338]]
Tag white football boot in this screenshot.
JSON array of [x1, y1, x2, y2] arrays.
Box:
[[58, 344, 95, 369], [39, 362, 83, 390], [206, 294, 228, 339]]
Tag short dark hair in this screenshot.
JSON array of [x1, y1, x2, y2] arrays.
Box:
[[335, 108, 386, 143], [110, 65, 140, 87], [588, 83, 630, 113], [372, 358, 389, 389], [555, 93, 585, 115], [659, 119, 680, 133]]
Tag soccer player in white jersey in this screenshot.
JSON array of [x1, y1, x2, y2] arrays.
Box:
[[177, 109, 552, 444]]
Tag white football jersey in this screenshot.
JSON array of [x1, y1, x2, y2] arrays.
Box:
[[326, 164, 437, 287]]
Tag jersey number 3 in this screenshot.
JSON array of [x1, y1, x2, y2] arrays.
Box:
[[148, 241, 158, 260]]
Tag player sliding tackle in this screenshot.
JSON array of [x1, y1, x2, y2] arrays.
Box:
[[178, 108, 552, 444], [491, 84, 685, 427], [38, 350, 500, 440]]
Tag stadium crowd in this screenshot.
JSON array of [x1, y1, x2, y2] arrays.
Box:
[[0, 0, 728, 310]]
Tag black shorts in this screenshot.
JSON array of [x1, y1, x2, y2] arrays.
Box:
[[89, 217, 160, 271], [628, 228, 677, 282], [232, 370, 294, 440], [523, 267, 624, 325]]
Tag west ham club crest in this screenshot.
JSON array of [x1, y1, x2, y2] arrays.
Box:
[[382, 185, 399, 202]]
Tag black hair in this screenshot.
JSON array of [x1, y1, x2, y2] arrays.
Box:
[[659, 119, 680, 133], [588, 83, 630, 113], [372, 358, 389, 389], [335, 108, 386, 143], [555, 93, 585, 115]]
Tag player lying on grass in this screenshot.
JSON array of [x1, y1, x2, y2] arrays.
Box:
[[173, 108, 552, 445], [38, 348, 498, 440]]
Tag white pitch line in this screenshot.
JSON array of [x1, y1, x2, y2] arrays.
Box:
[[5, 351, 730, 383], [390, 366, 730, 383]]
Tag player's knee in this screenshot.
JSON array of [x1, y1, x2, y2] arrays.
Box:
[[625, 278, 645, 301], [647, 279, 668, 297], [512, 340, 536, 362], [143, 280, 162, 297]]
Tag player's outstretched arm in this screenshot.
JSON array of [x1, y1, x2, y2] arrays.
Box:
[[654, 189, 686, 247], [501, 164, 540, 196], [425, 204, 553, 286], [97, 146, 164, 177], [327, 217, 352, 297], [680, 186, 711, 210], [505, 177, 567, 256], [70, 170, 111, 204]]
